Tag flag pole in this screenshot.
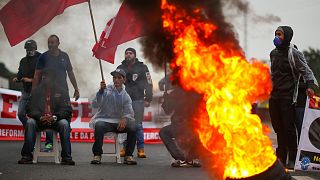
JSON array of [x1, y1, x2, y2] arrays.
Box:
[[164, 58, 167, 94], [87, 0, 104, 81]]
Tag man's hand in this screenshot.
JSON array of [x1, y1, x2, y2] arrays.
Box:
[[21, 77, 33, 83], [144, 101, 151, 107], [73, 89, 80, 101], [99, 80, 106, 93], [40, 115, 54, 126], [307, 88, 315, 98], [117, 118, 127, 132], [12, 77, 19, 82]]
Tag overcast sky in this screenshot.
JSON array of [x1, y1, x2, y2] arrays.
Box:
[[0, 0, 319, 97]]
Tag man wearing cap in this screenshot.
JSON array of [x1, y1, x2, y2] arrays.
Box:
[[13, 40, 41, 127], [89, 69, 137, 165], [117, 48, 153, 158]]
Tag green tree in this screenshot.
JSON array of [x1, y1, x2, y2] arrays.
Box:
[[303, 48, 320, 93]]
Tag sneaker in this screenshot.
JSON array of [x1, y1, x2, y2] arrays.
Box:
[[61, 159, 75, 165], [18, 156, 33, 164], [137, 148, 146, 158], [187, 159, 201, 167], [91, 155, 101, 164], [120, 148, 125, 157], [43, 143, 53, 152], [171, 160, 191, 167], [124, 156, 137, 165]]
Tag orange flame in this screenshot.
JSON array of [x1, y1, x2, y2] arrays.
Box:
[[161, 0, 276, 179]]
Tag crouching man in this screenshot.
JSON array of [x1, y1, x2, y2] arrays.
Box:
[[18, 71, 74, 165], [90, 69, 137, 165]]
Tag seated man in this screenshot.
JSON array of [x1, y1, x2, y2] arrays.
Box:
[[159, 85, 201, 167], [90, 69, 136, 165], [18, 71, 74, 165]]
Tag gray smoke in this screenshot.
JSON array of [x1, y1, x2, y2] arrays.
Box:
[[0, 0, 154, 98]]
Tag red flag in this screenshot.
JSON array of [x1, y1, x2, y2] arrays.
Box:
[[92, 1, 143, 64], [0, 0, 88, 46]]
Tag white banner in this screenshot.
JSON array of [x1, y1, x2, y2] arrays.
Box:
[[295, 95, 320, 171], [0, 88, 170, 143]]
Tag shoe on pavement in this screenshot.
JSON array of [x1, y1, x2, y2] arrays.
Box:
[[137, 149, 146, 158], [42, 143, 53, 152], [120, 148, 125, 157], [91, 155, 102, 164], [187, 159, 201, 167], [61, 158, 75, 165], [171, 160, 191, 167], [124, 156, 137, 165], [18, 156, 33, 164]]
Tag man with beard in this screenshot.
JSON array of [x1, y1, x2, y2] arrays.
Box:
[[117, 48, 153, 158]]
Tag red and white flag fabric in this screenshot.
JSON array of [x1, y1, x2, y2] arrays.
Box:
[[92, 1, 143, 64], [0, 0, 88, 46]]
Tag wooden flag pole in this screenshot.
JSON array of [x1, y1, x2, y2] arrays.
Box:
[[87, 0, 104, 81]]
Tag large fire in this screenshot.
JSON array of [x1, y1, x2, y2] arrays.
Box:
[[161, 0, 276, 179]]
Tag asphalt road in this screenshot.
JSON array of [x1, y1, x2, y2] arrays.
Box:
[[0, 122, 320, 180]]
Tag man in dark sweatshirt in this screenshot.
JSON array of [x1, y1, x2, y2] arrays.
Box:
[[269, 26, 317, 169], [18, 70, 74, 165], [117, 48, 153, 158]]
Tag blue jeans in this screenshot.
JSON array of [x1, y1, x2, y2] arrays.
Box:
[[92, 121, 136, 156], [21, 118, 72, 160], [133, 100, 145, 149], [18, 92, 53, 145], [123, 100, 145, 149], [17, 92, 30, 127], [159, 125, 185, 161]]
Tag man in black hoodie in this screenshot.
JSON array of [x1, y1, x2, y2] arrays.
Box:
[[269, 26, 317, 169], [117, 48, 153, 158]]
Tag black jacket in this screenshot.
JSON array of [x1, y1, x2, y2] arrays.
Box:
[[16, 52, 41, 93], [161, 86, 201, 126], [26, 83, 72, 128], [117, 59, 153, 102]]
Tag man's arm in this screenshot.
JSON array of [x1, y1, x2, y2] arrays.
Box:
[[32, 69, 42, 90], [143, 65, 153, 106], [67, 70, 80, 101]]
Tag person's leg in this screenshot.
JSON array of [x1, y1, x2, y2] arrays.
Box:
[[19, 118, 37, 163], [92, 121, 115, 156], [295, 107, 305, 142], [132, 100, 146, 157], [54, 119, 72, 160], [281, 99, 298, 168], [269, 98, 287, 165], [17, 92, 30, 127], [159, 125, 185, 161], [123, 120, 137, 165]]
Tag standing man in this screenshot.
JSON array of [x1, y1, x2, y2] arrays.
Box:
[[269, 26, 317, 169], [117, 48, 153, 158], [90, 69, 137, 165], [32, 34, 79, 100], [32, 34, 80, 150], [13, 40, 41, 127]]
